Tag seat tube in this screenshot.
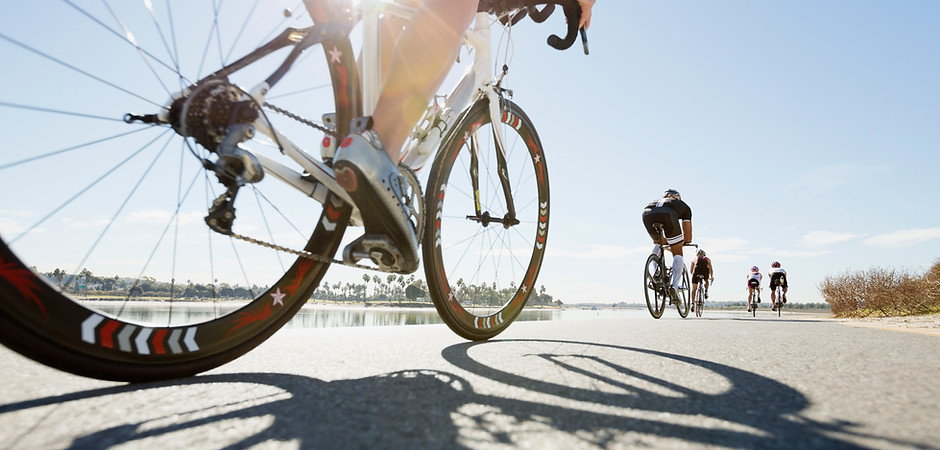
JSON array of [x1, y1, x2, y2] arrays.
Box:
[[361, 1, 382, 115]]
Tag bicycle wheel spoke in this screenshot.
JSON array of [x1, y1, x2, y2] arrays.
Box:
[[0, 2, 357, 380]]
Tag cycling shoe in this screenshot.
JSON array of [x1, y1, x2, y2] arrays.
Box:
[[333, 117, 418, 274]]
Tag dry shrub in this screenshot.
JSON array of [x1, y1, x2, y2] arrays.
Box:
[[819, 262, 939, 318]]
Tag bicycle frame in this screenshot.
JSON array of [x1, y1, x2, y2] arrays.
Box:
[[169, 0, 513, 225]]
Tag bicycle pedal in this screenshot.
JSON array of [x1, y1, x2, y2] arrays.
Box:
[[343, 234, 415, 274]]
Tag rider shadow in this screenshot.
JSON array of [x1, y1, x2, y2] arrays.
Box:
[[0, 341, 916, 449]]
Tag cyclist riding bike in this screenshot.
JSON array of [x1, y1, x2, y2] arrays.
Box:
[[642, 189, 693, 304], [334, 0, 597, 273], [769, 261, 788, 311], [689, 249, 714, 312], [746, 265, 762, 313]]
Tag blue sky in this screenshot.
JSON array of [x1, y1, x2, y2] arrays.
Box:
[[1, 1, 938, 306], [487, 0, 940, 304]]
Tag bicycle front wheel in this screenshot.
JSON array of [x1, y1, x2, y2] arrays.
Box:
[[0, 3, 359, 381], [644, 254, 666, 319], [677, 268, 691, 318], [423, 99, 549, 340]]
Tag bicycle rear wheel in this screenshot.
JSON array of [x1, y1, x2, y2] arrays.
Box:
[[694, 286, 704, 318], [423, 99, 549, 340], [677, 268, 691, 318], [643, 254, 666, 319], [776, 287, 783, 317], [0, 3, 358, 381]]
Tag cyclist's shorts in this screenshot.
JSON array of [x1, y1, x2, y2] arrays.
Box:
[[642, 207, 683, 245], [770, 275, 788, 289], [693, 273, 708, 284], [748, 278, 760, 288]]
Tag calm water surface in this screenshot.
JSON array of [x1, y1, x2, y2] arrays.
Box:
[[83, 301, 649, 329]]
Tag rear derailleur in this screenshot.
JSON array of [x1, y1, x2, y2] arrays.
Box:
[[166, 79, 265, 235]]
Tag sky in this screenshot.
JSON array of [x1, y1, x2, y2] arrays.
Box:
[[328, 0, 940, 305], [464, 0, 940, 305], [1, 1, 938, 306]]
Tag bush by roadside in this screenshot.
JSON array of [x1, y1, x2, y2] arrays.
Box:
[[819, 259, 940, 318]]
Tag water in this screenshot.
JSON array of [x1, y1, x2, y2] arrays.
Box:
[[81, 301, 604, 329]]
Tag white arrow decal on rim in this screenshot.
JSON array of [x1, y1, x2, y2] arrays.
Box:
[[135, 328, 152, 355], [184, 327, 199, 352], [81, 314, 105, 344]]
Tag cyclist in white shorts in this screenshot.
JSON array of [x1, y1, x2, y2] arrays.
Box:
[[746, 266, 762, 312]]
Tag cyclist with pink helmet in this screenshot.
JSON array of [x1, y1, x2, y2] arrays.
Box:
[[746, 265, 762, 313]]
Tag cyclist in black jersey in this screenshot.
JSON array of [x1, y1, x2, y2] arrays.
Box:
[[642, 189, 693, 303], [689, 249, 713, 312], [769, 261, 788, 310]]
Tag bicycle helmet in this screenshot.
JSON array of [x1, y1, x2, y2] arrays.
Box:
[[751, 266, 759, 273], [697, 249, 706, 257], [663, 189, 681, 200], [771, 261, 781, 268]]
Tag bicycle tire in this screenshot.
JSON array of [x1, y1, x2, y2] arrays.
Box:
[[643, 254, 666, 319], [777, 286, 783, 317], [423, 99, 549, 340], [0, 4, 359, 381], [677, 267, 691, 318], [694, 285, 704, 318]]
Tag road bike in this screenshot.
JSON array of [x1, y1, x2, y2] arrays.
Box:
[[0, 0, 587, 381], [642, 223, 693, 319], [691, 274, 707, 318], [748, 286, 760, 317], [773, 283, 785, 317]]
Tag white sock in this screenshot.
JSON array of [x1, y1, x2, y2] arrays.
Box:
[[672, 254, 684, 288]]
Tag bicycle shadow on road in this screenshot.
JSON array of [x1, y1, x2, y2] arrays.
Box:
[[0, 340, 919, 449], [440, 339, 917, 449]]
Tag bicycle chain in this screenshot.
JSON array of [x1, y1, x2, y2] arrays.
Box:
[[218, 102, 405, 274], [263, 102, 337, 137]]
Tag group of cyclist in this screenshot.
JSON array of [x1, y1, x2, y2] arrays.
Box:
[[642, 189, 789, 314], [746, 262, 788, 313]]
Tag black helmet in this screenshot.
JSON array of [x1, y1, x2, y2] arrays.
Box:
[[664, 189, 681, 200]]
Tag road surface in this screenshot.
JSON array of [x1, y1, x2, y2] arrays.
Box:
[[1, 309, 937, 449]]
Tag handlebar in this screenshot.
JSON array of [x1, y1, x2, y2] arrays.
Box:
[[479, 0, 589, 55]]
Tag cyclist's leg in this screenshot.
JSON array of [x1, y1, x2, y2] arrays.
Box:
[[334, 0, 476, 273], [372, 0, 478, 157]]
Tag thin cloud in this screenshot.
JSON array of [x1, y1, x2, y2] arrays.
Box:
[[784, 163, 890, 195], [863, 228, 940, 248], [697, 237, 749, 253], [799, 230, 863, 248], [549, 244, 646, 259]]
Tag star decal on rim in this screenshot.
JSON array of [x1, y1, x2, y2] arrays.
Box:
[[270, 287, 286, 307]]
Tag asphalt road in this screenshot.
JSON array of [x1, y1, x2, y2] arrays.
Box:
[[1, 309, 937, 449]]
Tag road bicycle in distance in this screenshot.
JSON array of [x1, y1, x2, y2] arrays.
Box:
[[691, 274, 707, 318], [642, 223, 694, 319], [773, 284, 785, 317], [0, 0, 588, 381], [748, 287, 761, 317]]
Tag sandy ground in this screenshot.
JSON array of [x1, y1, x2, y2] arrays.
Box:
[[833, 313, 940, 336]]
